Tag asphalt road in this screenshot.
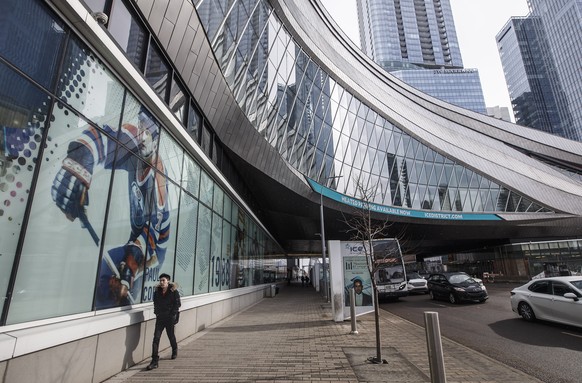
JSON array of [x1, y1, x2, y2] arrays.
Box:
[[380, 283, 582, 383]]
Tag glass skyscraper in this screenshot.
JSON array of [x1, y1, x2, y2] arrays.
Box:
[[497, 0, 582, 141], [356, 0, 487, 113]]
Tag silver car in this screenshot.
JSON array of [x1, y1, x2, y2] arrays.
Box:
[[406, 272, 428, 294], [510, 276, 582, 328]]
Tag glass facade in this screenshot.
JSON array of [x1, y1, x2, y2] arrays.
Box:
[[390, 68, 487, 114], [497, 17, 568, 137], [356, 0, 463, 68], [0, 0, 284, 326], [196, 0, 550, 214], [498, 0, 582, 142]]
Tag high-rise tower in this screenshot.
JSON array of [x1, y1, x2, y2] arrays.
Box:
[[356, 0, 486, 113], [497, 0, 582, 141]]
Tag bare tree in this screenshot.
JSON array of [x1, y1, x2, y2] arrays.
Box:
[[342, 178, 406, 364]]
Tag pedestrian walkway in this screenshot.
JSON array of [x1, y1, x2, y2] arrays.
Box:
[[104, 282, 541, 383]]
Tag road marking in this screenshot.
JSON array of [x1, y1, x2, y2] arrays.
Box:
[[562, 331, 582, 339]]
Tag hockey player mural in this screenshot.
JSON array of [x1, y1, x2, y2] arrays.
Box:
[[51, 108, 170, 309]]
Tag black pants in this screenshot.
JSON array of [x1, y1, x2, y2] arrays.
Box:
[[151, 315, 177, 360]]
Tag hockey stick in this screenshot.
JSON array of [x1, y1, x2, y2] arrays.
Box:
[[79, 210, 100, 246], [79, 211, 135, 304]]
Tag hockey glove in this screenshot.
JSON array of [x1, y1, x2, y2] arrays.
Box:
[[51, 142, 94, 221]]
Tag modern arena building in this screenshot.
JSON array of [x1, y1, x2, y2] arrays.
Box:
[[2, 0, 582, 381]]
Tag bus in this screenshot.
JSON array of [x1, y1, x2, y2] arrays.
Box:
[[372, 239, 408, 300]]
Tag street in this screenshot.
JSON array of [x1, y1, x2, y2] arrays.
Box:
[[380, 283, 582, 383]]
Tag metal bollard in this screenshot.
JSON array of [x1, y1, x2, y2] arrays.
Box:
[[424, 311, 446, 383], [349, 288, 358, 334]]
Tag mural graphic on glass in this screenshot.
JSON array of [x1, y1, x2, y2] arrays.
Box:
[[88, 105, 171, 309], [0, 64, 51, 319]]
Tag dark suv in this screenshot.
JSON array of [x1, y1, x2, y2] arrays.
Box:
[[427, 272, 488, 304]]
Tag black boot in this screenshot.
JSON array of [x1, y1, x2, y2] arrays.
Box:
[[171, 349, 178, 359], [146, 357, 158, 370]]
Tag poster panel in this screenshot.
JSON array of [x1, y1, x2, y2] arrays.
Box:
[[209, 212, 222, 293], [340, 242, 375, 320], [174, 192, 198, 296], [343, 256, 373, 307], [194, 204, 211, 294], [9, 107, 116, 322], [95, 103, 171, 309], [221, 220, 232, 290], [0, 64, 51, 320]]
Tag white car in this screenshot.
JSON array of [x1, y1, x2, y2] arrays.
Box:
[[510, 276, 582, 328], [406, 272, 428, 294]]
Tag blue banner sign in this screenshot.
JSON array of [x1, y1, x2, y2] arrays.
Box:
[[307, 178, 502, 221]]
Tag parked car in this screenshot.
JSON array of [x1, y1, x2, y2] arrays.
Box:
[[427, 272, 488, 303], [510, 276, 582, 328], [406, 272, 428, 294]]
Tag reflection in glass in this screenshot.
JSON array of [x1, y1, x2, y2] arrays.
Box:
[[221, 221, 232, 289], [108, 0, 148, 71], [158, 129, 184, 185], [194, 0, 553, 215], [145, 44, 170, 102], [187, 103, 201, 143], [209, 212, 222, 292], [0, 65, 51, 316], [57, 35, 126, 130], [96, 131, 171, 309], [9, 104, 111, 323], [170, 76, 187, 123], [97, 109, 171, 309], [0, 0, 65, 90], [199, 169, 214, 208], [174, 192, 198, 296], [194, 204, 211, 294], [182, 156, 201, 198]]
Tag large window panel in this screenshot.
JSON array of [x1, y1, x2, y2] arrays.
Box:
[[186, 103, 201, 143], [221, 220, 232, 290], [194, 204, 211, 294], [96, 103, 170, 309], [213, 185, 224, 215], [145, 43, 170, 102], [158, 129, 184, 185], [57, 36, 126, 136], [182, 155, 200, 198], [197, 0, 229, 50], [108, 0, 148, 71], [201, 123, 212, 158], [0, 63, 51, 320], [0, 0, 65, 90], [199, 170, 214, 208], [169, 76, 187, 124], [174, 191, 198, 296], [8, 104, 113, 323], [145, 179, 180, 301], [209, 212, 222, 292]]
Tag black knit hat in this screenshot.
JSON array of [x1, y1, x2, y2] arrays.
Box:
[[159, 273, 171, 281]]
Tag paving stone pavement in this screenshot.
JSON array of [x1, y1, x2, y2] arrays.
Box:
[[104, 282, 541, 383]]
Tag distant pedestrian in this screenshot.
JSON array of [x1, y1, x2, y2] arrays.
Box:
[[147, 273, 181, 370], [301, 275, 305, 286]]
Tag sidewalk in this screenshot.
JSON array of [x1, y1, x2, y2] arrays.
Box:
[[104, 282, 541, 383]]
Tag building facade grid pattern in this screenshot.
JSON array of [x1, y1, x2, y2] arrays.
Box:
[[196, 0, 550, 214]]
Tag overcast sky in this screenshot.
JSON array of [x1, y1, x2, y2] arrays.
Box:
[[318, 0, 530, 112]]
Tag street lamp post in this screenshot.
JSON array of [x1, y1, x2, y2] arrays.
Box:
[[319, 175, 342, 302]]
